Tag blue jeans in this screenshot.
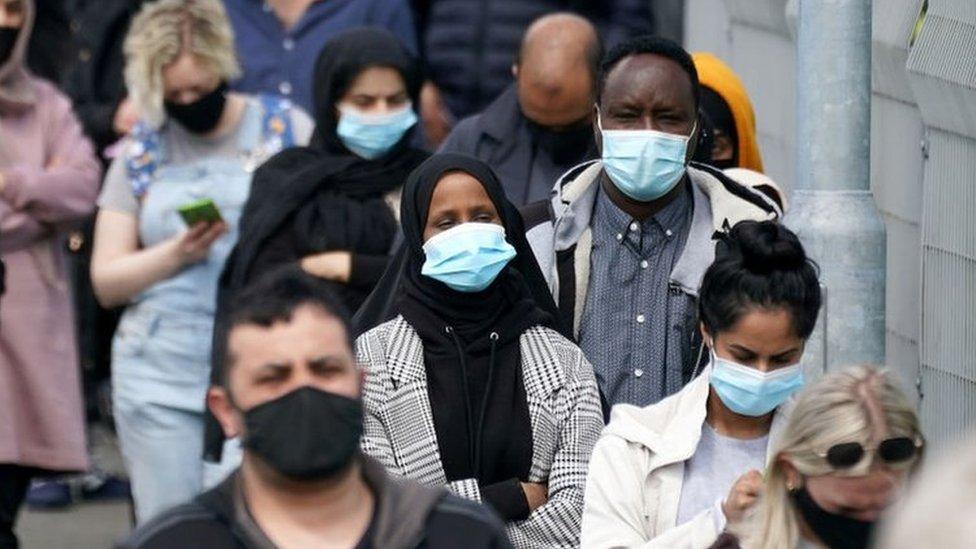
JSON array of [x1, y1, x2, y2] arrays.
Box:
[[111, 305, 241, 523]]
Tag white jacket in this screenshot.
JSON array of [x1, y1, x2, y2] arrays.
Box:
[[580, 368, 792, 549]]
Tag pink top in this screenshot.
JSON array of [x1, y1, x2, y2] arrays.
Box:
[[0, 0, 102, 471]]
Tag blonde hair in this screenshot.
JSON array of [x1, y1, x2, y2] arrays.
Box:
[[737, 365, 921, 549], [124, 0, 240, 127]]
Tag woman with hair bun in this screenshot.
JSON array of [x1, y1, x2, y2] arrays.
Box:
[[581, 220, 822, 548]]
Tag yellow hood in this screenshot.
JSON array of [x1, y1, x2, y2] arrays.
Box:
[[693, 52, 764, 173]]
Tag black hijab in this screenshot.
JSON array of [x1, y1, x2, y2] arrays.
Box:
[[308, 26, 424, 155], [220, 27, 429, 310], [207, 28, 427, 462], [353, 153, 567, 340]]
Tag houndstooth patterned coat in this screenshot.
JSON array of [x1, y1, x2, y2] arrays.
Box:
[[357, 315, 604, 548]]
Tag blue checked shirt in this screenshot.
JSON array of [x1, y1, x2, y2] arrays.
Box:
[[579, 181, 695, 407]]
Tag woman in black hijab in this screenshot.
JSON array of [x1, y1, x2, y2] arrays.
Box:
[[219, 27, 429, 315], [205, 28, 428, 463], [355, 153, 602, 548]]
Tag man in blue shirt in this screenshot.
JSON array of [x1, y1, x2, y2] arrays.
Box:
[[224, 0, 418, 113]]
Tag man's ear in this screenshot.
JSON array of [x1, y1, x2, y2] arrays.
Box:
[[208, 385, 242, 439]]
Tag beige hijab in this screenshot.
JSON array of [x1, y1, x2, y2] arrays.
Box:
[[0, 0, 36, 113]]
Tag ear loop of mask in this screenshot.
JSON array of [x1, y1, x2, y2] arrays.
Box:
[[691, 335, 712, 380]]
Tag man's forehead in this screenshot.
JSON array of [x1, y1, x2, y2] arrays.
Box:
[[227, 307, 351, 360], [603, 53, 695, 101]]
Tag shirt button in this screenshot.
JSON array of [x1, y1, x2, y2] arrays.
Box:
[[666, 229, 674, 237], [635, 369, 644, 378], [636, 314, 646, 324], [629, 221, 639, 232], [616, 233, 623, 242], [283, 38, 295, 51], [640, 260, 649, 269], [279, 81, 293, 95]]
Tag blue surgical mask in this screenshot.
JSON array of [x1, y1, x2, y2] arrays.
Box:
[[337, 104, 418, 160], [421, 222, 516, 292], [709, 350, 804, 417], [597, 112, 693, 202]]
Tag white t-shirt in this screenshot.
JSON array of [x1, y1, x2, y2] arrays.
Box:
[[675, 423, 769, 527]]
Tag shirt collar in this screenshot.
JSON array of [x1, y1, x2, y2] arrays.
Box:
[[594, 176, 694, 239]]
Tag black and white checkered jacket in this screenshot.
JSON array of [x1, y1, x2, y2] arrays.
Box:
[[357, 315, 604, 548]]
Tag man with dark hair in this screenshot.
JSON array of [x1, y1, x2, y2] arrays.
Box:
[[439, 13, 601, 206], [524, 36, 785, 409], [121, 267, 513, 549]]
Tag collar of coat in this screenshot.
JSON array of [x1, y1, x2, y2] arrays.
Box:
[[479, 84, 522, 144], [540, 160, 783, 297], [383, 314, 566, 398], [601, 366, 794, 467]]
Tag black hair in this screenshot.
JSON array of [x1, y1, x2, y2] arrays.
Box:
[[700, 86, 737, 160], [598, 35, 700, 106], [213, 266, 354, 385], [699, 220, 822, 340]]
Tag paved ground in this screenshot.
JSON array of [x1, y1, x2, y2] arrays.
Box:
[[20, 501, 131, 549], [17, 424, 132, 548]]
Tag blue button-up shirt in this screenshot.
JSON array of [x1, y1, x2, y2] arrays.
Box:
[[224, 0, 418, 113], [578, 181, 694, 407]]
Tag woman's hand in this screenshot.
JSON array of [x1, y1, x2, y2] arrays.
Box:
[[300, 250, 352, 283], [722, 470, 764, 524], [113, 97, 140, 136], [173, 221, 227, 265], [521, 482, 549, 513]]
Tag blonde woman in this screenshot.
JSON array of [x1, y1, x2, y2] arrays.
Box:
[[90, 0, 312, 523], [716, 365, 924, 549]]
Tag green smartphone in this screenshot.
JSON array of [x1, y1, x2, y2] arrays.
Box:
[[177, 198, 223, 226]]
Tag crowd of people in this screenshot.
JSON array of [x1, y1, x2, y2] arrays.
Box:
[[0, 1, 963, 548]]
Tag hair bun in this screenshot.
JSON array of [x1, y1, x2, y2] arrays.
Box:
[[728, 220, 807, 275]]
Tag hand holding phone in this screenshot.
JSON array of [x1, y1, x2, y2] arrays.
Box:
[[174, 220, 227, 265]]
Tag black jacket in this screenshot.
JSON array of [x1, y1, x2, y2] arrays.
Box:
[[439, 85, 597, 206], [26, 0, 74, 86], [118, 456, 514, 549], [415, 0, 654, 119], [62, 0, 146, 154]]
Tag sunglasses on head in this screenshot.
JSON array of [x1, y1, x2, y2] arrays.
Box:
[[815, 436, 923, 470]]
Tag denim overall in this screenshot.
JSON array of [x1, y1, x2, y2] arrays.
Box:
[[111, 100, 286, 523]]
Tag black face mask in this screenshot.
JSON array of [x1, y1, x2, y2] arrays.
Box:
[[242, 386, 364, 481], [791, 487, 875, 549], [528, 118, 595, 165], [164, 82, 228, 134], [0, 27, 18, 66]]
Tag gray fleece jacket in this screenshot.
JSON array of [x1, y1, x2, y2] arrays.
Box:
[[523, 160, 783, 386]]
